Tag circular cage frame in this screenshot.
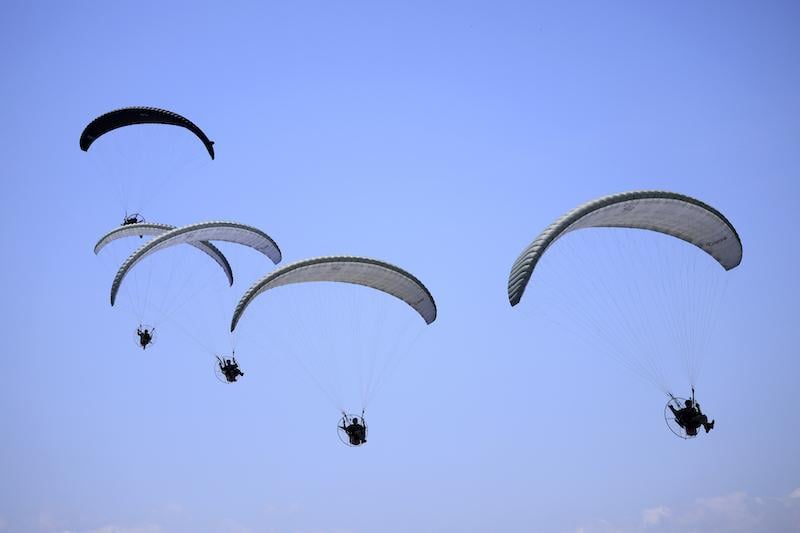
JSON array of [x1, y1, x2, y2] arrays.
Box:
[[133, 324, 157, 350], [214, 355, 241, 384], [337, 413, 368, 447], [664, 397, 698, 440]]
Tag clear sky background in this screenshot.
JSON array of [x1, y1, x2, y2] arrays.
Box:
[[1, 2, 799, 532]]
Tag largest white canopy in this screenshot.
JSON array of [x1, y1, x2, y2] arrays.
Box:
[[508, 190, 743, 306], [111, 221, 281, 305], [231, 256, 437, 331], [94, 222, 234, 287]]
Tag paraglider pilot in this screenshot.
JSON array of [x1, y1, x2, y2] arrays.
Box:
[[669, 390, 714, 435], [136, 326, 153, 350], [217, 355, 244, 383], [122, 213, 144, 226], [340, 414, 367, 446]]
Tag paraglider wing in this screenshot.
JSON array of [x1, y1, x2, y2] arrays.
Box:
[[508, 190, 743, 306], [111, 221, 281, 305], [94, 222, 234, 287], [80, 107, 215, 159], [231, 256, 437, 331]]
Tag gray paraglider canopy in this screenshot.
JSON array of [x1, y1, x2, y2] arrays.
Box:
[[231, 256, 437, 332], [94, 222, 234, 287], [111, 221, 281, 305], [508, 190, 743, 307]]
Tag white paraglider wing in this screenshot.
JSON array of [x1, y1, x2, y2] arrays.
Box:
[[231, 256, 437, 332], [111, 221, 281, 305], [94, 222, 234, 287], [508, 190, 742, 306]]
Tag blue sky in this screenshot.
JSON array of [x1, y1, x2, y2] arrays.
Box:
[[1, 2, 799, 532]]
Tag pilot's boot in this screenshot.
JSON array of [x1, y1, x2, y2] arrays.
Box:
[[704, 420, 715, 433]]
